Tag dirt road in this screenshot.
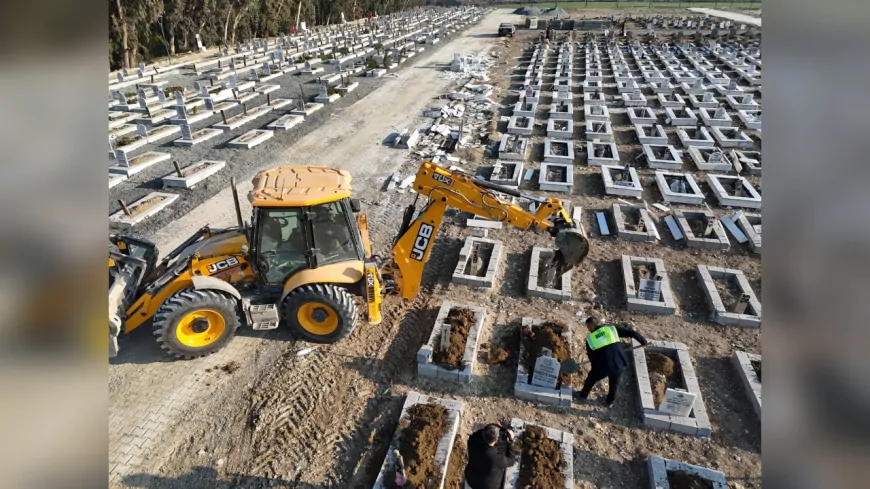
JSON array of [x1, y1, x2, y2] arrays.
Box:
[[688, 7, 763, 26], [109, 9, 525, 488]]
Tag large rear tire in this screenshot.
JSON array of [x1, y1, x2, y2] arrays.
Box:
[[152, 289, 241, 359], [281, 284, 358, 343]]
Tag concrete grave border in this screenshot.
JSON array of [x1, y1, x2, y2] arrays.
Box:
[[527, 247, 572, 301], [601, 165, 642, 198], [635, 124, 667, 146], [707, 174, 762, 209], [734, 211, 761, 253], [612, 203, 657, 242], [655, 171, 705, 205], [173, 127, 223, 147], [489, 161, 524, 187], [539, 163, 574, 193], [647, 455, 727, 488], [627, 107, 657, 125], [676, 126, 715, 148], [499, 134, 529, 161], [546, 118, 574, 139], [371, 391, 463, 489], [507, 115, 534, 136], [695, 265, 761, 327], [621, 255, 676, 315], [587, 141, 619, 167], [109, 151, 171, 177], [451, 237, 503, 289], [674, 210, 731, 250], [110, 192, 179, 229], [633, 340, 712, 437], [503, 418, 574, 489], [514, 318, 574, 406], [417, 301, 486, 384], [543, 138, 575, 164], [162, 160, 226, 189], [688, 146, 732, 172], [664, 107, 697, 126], [710, 126, 753, 148], [643, 144, 683, 171], [227, 129, 274, 149], [732, 350, 762, 416], [584, 121, 613, 142]]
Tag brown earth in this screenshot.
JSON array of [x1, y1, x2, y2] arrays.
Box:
[[522, 322, 572, 388], [433, 308, 476, 370], [387, 403, 448, 489], [222, 361, 240, 374], [668, 470, 715, 489], [489, 348, 510, 365], [443, 427, 467, 489], [517, 425, 566, 489], [647, 351, 679, 407]]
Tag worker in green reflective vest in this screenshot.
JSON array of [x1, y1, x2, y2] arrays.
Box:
[[576, 316, 649, 406]]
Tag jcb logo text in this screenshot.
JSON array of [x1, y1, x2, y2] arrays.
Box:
[[410, 224, 434, 261]]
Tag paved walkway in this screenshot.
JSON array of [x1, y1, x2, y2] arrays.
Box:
[[688, 8, 762, 26]]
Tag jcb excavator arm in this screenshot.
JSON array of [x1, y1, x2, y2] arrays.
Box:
[[381, 161, 589, 301]]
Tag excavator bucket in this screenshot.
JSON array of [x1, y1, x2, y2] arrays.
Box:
[[552, 228, 590, 277]]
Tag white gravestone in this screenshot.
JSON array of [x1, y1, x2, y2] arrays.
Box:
[[196, 34, 205, 52], [531, 348, 560, 389], [658, 388, 697, 416], [637, 277, 662, 302], [439, 323, 451, 352]]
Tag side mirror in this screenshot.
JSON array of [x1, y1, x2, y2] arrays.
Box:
[[349, 198, 361, 213]]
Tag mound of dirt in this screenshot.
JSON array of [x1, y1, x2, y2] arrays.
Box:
[[433, 308, 476, 370], [514, 6, 542, 16], [646, 351, 680, 407], [544, 7, 567, 17], [443, 429, 467, 489], [522, 322, 571, 387], [387, 403, 448, 489], [489, 347, 510, 365], [667, 469, 715, 489], [517, 426, 565, 489]]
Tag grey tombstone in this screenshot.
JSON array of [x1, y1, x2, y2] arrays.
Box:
[[658, 388, 697, 416], [220, 81, 227, 90], [137, 89, 148, 108], [195, 33, 205, 52], [156, 89, 166, 103], [263, 62, 271, 76], [114, 149, 130, 167], [175, 104, 188, 120], [116, 72, 124, 83], [229, 60, 236, 71], [122, 67, 129, 76], [229, 74, 237, 89], [637, 277, 663, 302], [249, 68, 259, 82], [194, 81, 202, 92], [174, 91, 184, 106], [115, 91, 127, 105], [136, 124, 148, 138], [180, 122, 193, 140], [318, 85, 328, 98], [200, 84, 210, 98], [203, 97, 215, 112], [531, 352, 560, 389]]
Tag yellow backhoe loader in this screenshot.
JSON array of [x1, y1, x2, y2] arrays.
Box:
[[108, 161, 590, 359]]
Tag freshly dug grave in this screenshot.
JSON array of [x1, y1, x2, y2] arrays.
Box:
[[517, 425, 566, 489], [631, 264, 653, 290], [713, 276, 750, 314], [667, 470, 715, 489], [443, 429, 468, 489], [433, 308, 476, 370], [386, 403, 448, 489], [522, 322, 572, 387], [646, 351, 682, 408], [751, 360, 762, 382]]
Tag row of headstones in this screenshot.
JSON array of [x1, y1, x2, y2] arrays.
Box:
[[116, 62, 159, 82]]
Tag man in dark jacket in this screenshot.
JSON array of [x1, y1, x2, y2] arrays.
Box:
[[576, 316, 649, 406], [464, 424, 516, 489]]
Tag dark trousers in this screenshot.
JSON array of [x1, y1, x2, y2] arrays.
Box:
[[579, 370, 622, 404]]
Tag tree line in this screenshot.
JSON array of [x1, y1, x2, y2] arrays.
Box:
[[109, 0, 458, 70]]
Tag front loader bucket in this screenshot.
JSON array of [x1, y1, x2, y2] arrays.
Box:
[[552, 228, 590, 277]]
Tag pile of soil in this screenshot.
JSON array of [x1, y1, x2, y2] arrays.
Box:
[[522, 322, 571, 387], [433, 308, 476, 370], [517, 426, 566, 489], [443, 429, 467, 489], [646, 351, 682, 407], [386, 403, 448, 489], [714, 277, 750, 314], [632, 264, 652, 289], [667, 470, 715, 489], [751, 360, 762, 381], [489, 348, 510, 364]]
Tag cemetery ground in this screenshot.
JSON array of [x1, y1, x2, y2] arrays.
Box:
[[110, 8, 761, 489]]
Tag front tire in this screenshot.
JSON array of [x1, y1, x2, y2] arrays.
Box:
[[282, 284, 358, 343], [152, 289, 241, 359]]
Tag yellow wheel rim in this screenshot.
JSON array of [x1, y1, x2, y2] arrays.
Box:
[[297, 302, 339, 335], [175, 309, 226, 347]]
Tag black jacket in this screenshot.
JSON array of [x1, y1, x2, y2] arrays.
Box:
[[464, 428, 516, 489], [585, 325, 647, 377]]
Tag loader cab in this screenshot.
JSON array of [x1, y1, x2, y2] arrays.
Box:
[[247, 167, 365, 286]]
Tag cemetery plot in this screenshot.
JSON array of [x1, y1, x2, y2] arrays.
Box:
[[109, 151, 171, 177], [706, 174, 762, 209], [612, 203, 657, 242], [451, 237, 503, 289], [633, 341, 712, 437], [514, 101, 538, 118], [627, 107, 657, 125], [109, 173, 127, 189], [289, 102, 324, 117], [538, 163, 573, 193], [674, 210, 731, 250], [417, 301, 486, 384], [655, 171, 705, 205], [699, 107, 735, 127], [110, 192, 179, 229], [733, 211, 761, 253], [676, 126, 715, 147], [664, 107, 697, 126], [696, 265, 761, 327], [621, 255, 676, 315], [584, 121, 613, 142], [527, 247, 572, 301], [647, 455, 728, 489], [710, 126, 753, 149], [227, 129, 274, 149], [732, 351, 762, 416], [622, 90, 647, 107], [688, 91, 719, 109], [543, 139, 574, 164], [656, 92, 685, 108], [549, 101, 573, 120], [371, 392, 462, 489], [737, 109, 762, 131], [508, 115, 534, 136], [635, 124, 667, 146], [212, 105, 274, 131], [601, 165, 642, 198], [643, 144, 683, 171], [546, 119, 574, 139], [587, 142, 619, 167], [161, 160, 226, 189], [514, 318, 574, 406], [174, 126, 223, 147], [502, 420, 574, 489], [688, 147, 731, 172], [584, 104, 610, 122], [266, 114, 305, 131], [489, 161, 523, 188]]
